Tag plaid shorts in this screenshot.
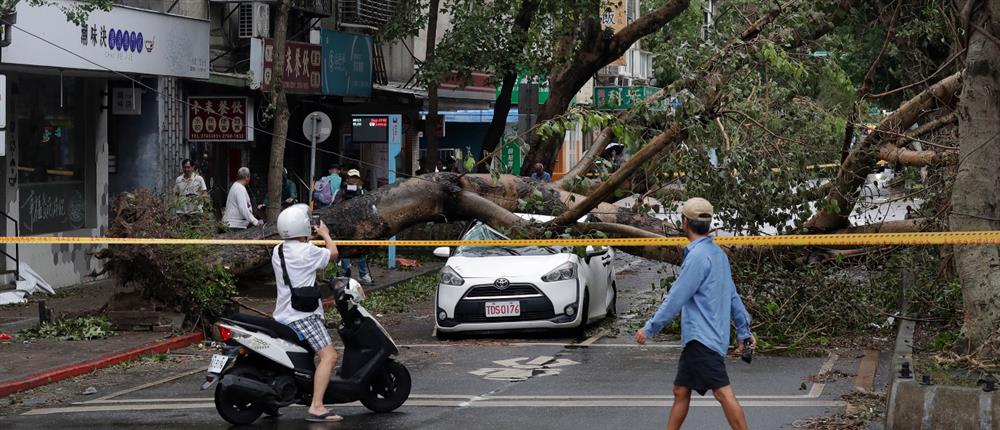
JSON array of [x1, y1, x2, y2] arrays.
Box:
[[288, 314, 333, 351]]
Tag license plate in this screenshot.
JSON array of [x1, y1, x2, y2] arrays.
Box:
[[208, 354, 229, 374], [485, 301, 520, 317]]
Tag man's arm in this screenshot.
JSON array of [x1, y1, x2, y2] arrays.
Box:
[[641, 255, 709, 338], [731, 286, 752, 341], [197, 177, 208, 197]]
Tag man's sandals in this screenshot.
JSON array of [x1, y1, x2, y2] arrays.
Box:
[[306, 411, 343, 422]]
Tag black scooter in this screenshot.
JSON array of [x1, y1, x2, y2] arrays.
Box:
[[203, 278, 411, 425]]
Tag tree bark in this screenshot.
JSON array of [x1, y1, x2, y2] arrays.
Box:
[[804, 71, 963, 232], [519, 0, 692, 175], [482, 0, 540, 157], [878, 144, 957, 166], [265, 0, 291, 222], [424, 0, 441, 169], [950, 1, 1000, 354]]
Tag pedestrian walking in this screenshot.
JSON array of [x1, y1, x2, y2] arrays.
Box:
[[174, 159, 208, 219], [529, 162, 552, 182], [222, 167, 262, 231], [634, 197, 755, 430], [337, 169, 372, 284]]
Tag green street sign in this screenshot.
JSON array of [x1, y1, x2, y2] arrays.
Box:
[[499, 140, 523, 174], [810, 50, 831, 57], [501, 75, 550, 105], [593, 86, 660, 111]]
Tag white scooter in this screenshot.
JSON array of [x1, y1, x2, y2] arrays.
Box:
[[202, 278, 411, 425]]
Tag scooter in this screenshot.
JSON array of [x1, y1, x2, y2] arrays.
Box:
[[202, 277, 411, 425]]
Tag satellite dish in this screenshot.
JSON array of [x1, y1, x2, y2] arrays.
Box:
[[302, 111, 332, 143]]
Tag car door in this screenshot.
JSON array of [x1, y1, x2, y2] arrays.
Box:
[[583, 246, 613, 318]]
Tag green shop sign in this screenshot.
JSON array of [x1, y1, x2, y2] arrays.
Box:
[[593, 86, 660, 110]]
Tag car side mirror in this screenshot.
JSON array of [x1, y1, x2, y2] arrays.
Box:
[[433, 247, 451, 258]]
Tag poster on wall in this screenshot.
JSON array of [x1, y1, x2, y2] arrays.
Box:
[[1, 0, 209, 79], [187, 97, 254, 142]]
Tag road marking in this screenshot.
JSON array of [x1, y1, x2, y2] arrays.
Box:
[[88, 366, 208, 402], [470, 356, 580, 381], [808, 353, 839, 398], [26, 399, 847, 415]]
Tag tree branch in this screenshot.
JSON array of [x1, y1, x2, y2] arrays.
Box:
[[608, 0, 691, 60]]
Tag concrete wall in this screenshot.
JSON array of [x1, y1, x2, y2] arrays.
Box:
[[887, 379, 998, 429]]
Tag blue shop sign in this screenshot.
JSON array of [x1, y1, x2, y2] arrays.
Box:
[[321, 29, 372, 97]]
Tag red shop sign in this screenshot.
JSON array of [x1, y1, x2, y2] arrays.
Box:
[[261, 39, 322, 94], [187, 97, 254, 142]]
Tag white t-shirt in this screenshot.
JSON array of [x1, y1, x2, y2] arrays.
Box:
[[174, 174, 207, 214], [222, 182, 260, 228], [272, 241, 332, 324]]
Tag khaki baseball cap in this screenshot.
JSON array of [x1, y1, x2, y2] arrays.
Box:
[[347, 169, 361, 177], [681, 197, 713, 220]]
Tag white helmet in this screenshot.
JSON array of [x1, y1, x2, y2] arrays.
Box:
[[276, 204, 312, 239]]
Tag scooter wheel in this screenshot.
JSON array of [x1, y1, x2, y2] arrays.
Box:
[[215, 380, 265, 425], [361, 360, 412, 413]]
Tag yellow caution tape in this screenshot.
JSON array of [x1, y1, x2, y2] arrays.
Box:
[[0, 231, 998, 247]]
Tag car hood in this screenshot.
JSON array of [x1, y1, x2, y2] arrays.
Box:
[[446, 253, 575, 279]]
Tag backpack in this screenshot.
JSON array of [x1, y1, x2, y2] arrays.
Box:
[[312, 177, 334, 206]]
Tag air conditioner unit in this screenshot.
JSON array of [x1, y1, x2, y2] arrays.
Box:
[[237, 2, 270, 39]]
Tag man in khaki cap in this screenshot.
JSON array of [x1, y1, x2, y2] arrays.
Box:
[[635, 197, 755, 430]]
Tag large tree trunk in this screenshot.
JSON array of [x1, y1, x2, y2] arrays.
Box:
[[482, 0, 540, 158], [265, 0, 291, 222], [950, 1, 1000, 354]]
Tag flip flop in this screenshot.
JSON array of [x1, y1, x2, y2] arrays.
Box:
[[306, 411, 343, 422]]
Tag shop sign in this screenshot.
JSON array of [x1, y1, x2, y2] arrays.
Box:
[[352, 115, 388, 143], [320, 29, 372, 97], [112, 88, 142, 115], [250, 38, 322, 94], [593, 86, 660, 110], [187, 97, 255, 142], [1, 0, 209, 79], [19, 182, 86, 235], [600, 0, 627, 65]]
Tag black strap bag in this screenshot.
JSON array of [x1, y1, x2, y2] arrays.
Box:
[[278, 244, 321, 312]]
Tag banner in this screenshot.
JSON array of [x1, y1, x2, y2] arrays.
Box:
[[600, 0, 628, 66]]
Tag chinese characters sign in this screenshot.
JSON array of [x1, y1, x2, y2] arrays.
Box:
[[187, 97, 254, 142], [255, 39, 323, 94], [600, 0, 627, 66], [2, 0, 209, 79]]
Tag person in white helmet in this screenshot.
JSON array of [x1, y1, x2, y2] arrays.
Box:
[[272, 204, 341, 422]]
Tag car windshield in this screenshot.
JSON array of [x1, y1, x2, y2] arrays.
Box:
[[454, 223, 564, 257]]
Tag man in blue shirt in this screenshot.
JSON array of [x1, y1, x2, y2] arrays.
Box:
[[635, 197, 755, 430]]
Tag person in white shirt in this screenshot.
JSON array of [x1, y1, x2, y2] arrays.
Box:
[[174, 159, 208, 217], [273, 204, 340, 422], [222, 167, 261, 230]]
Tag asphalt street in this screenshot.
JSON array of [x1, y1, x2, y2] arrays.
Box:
[[0, 254, 879, 429]]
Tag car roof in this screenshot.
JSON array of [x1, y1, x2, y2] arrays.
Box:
[[514, 213, 588, 223]]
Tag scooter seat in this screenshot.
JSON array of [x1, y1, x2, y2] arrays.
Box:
[[223, 313, 315, 352]]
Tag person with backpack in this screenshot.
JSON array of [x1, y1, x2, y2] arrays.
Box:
[[311, 175, 336, 208], [337, 169, 372, 284]]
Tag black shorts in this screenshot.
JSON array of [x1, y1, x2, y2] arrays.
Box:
[[674, 340, 731, 395]]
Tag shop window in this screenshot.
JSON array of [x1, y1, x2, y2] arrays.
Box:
[[15, 75, 89, 235]]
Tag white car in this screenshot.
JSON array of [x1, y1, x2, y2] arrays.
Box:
[[433, 214, 617, 335]]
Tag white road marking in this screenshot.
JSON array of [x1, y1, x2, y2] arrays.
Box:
[[470, 356, 581, 381], [89, 366, 208, 402], [808, 354, 839, 398], [26, 398, 847, 415]]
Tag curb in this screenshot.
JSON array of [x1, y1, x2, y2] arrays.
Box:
[[0, 332, 205, 398]]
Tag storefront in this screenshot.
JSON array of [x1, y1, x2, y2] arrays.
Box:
[[0, 0, 209, 288]]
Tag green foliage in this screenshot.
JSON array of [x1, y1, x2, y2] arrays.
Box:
[[9, 0, 113, 26], [22, 316, 114, 341], [325, 273, 438, 324]]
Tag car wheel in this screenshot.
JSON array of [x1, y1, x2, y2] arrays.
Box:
[[606, 283, 618, 318]]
